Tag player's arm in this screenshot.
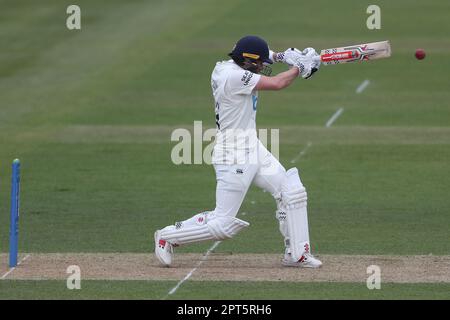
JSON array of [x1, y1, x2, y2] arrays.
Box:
[[255, 67, 299, 91], [257, 48, 321, 91]]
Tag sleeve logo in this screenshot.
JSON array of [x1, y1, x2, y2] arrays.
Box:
[[241, 71, 253, 86]]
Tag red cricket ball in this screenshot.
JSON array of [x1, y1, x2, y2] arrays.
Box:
[[415, 49, 426, 60]]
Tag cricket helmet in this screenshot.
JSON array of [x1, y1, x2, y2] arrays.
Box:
[[228, 35, 272, 75]]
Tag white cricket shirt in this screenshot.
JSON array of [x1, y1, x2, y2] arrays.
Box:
[[210, 60, 261, 164]]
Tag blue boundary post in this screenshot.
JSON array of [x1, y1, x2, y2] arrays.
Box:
[[9, 159, 20, 268]]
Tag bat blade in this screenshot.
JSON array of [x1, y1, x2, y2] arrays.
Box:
[[320, 40, 391, 65]]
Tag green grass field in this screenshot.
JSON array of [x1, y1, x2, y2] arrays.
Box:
[[1, 281, 449, 300], [0, 0, 449, 300]]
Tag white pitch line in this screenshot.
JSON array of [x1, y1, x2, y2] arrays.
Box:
[[164, 241, 220, 298], [1, 254, 31, 280], [325, 107, 344, 128], [290, 141, 313, 164], [356, 79, 370, 94], [291, 108, 343, 162]]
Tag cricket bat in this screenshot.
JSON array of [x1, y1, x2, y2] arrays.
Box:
[[317, 40, 391, 65]]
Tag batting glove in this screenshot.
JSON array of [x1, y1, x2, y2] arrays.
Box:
[[280, 48, 317, 79], [301, 47, 321, 79]]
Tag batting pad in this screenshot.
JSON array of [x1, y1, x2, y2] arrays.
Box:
[[161, 216, 249, 245], [286, 206, 310, 261], [281, 168, 310, 261]]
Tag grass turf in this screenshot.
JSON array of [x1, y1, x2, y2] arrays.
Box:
[[0, 0, 449, 299], [0, 280, 449, 300]]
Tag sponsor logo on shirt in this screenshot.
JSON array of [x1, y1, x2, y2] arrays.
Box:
[[241, 71, 253, 86], [252, 95, 258, 111]]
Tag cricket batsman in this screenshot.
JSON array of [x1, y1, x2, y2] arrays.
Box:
[[155, 35, 322, 268]]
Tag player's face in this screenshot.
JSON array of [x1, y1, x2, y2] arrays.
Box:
[[254, 60, 264, 73]]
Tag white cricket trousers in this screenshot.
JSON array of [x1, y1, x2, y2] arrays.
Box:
[[213, 141, 286, 219]]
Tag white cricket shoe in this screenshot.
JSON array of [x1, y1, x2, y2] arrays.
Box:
[[154, 230, 173, 267], [282, 251, 322, 268]]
